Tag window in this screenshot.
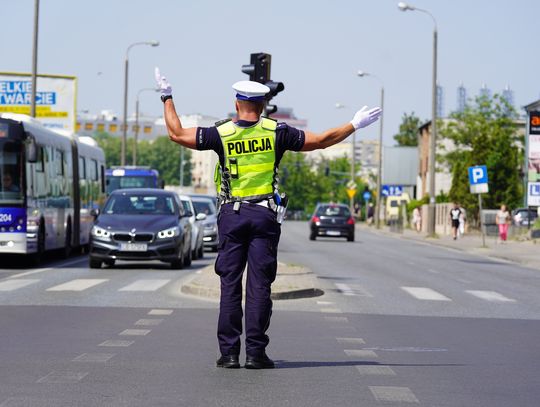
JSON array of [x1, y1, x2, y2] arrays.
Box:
[[35, 146, 45, 173], [78, 156, 86, 179], [90, 159, 98, 181], [56, 150, 64, 175]]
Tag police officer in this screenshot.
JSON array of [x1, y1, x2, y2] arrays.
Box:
[[156, 68, 381, 369]]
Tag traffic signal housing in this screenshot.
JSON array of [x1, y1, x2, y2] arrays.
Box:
[[241, 52, 285, 103]]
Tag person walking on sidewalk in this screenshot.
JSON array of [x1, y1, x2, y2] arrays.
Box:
[[450, 203, 462, 240], [412, 206, 422, 233], [496, 204, 511, 243], [155, 68, 381, 369]]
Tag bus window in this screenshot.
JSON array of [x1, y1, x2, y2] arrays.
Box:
[[91, 159, 98, 181], [100, 165, 105, 193], [79, 156, 86, 179], [35, 146, 45, 173], [56, 150, 64, 175]]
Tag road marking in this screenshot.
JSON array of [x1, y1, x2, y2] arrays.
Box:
[[47, 279, 108, 292], [356, 365, 396, 375], [324, 316, 349, 323], [336, 337, 365, 345], [369, 386, 419, 403], [363, 346, 448, 352], [148, 309, 173, 315], [335, 283, 356, 296], [316, 301, 334, 305], [401, 286, 451, 301], [344, 349, 378, 358], [98, 340, 134, 347], [72, 353, 115, 363], [37, 371, 88, 383], [466, 290, 516, 302], [135, 319, 163, 326], [6, 257, 87, 280], [118, 279, 171, 292], [119, 329, 151, 336], [0, 279, 39, 291], [320, 308, 342, 314]]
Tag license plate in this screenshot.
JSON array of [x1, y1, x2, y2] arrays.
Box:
[[120, 243, 147, 252], [326, 230, 341, 236]]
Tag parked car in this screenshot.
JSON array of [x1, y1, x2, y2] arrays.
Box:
[[190, 194, 219, 251], [89, 188, 192, 269], [309, 203, 355, 241], [513, 207, 539, 226], [179, 194, 206, 260]]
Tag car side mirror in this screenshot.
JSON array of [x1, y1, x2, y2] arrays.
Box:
[[196, 213, 207, 221], [183, 210, 193, 218], [90, 208, 100, 218], [25, 133, 38, 163]]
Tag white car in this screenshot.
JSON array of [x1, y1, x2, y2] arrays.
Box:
[[179, 194, 206, 260]]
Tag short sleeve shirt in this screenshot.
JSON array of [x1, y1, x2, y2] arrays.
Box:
[[196, 119, 305, 168]]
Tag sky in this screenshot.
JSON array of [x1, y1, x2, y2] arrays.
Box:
[[1, 0, 539, 145]]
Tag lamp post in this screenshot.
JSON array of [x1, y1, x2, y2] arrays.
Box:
[[398, 1, 438, 236], [30, 0, 40, 118], [133, 88, 159, 166], [357, 71, 384, 229], [122, 40, 159, 166]]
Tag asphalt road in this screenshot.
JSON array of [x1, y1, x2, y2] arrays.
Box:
[[0, 222, 539, 406]]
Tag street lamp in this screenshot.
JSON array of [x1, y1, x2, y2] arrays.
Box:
[[357, 70, 384, 229], [398, 2, 438, 236], [30, 0, 40, 118], [133, 87, 159, 166], [122, 40, 159, 166]]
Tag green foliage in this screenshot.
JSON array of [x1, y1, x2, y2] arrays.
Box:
[[393, 112, 422, 146], [439, 93, 524, 220], [279, 153, 366, 216], [94, 133, 192, 186], [407, 195, 429, 214]]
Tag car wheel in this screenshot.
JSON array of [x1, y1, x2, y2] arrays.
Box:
[[62, 220, 72, 259], [29, 225, 46, 267], [309, 232, 316, 241], [171, 246, 184, 270], [104, 259, 115, 267], [89, 257, 102, 269], [197, 244, 204, 259], [347, 233, 355, 242], [184, 245, 192, 267]]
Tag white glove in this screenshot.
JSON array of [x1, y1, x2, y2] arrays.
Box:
[[350, 106, 382, 130], [154, 67, 172, 97]]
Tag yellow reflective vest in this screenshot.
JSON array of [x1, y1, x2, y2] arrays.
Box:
[[214, 117, 278, 202]]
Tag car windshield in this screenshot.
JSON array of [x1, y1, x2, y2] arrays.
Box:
[[316, 205, 350, 217], [192, 199, 216, 216], [103, 194, 176, 215], [106, 175, 156, 195]]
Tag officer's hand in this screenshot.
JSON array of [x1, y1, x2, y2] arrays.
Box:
[[350, 106, 382, 130], [154, 67, 173, 97]]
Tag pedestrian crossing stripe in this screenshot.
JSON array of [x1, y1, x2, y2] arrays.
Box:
[[0, 279, 39, 291], [401, 287, 451, 301], [47, 279, 108, 292], [466, 290, 516, 302]]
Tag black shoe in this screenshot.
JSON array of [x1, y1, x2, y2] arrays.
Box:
[[245, 353, 275, 369], [216, 355, 240, 369]]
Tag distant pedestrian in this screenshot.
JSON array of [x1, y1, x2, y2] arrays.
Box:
[[367, 203, 374, 225], [496, 204, 511, 243], [449, 203, 462, 240], [458, 206, 466, 237], [412, 206, 422, 233]]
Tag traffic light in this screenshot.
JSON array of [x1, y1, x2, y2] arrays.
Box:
[[241, 53, 285, 103]]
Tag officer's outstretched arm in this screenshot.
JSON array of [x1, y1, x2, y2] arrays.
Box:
[[301, 106, 381, 151], [155, 67, 197, 149]]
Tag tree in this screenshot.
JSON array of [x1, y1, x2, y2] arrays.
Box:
[[439, 94, 524, 220], [393, 112, 422, 146]]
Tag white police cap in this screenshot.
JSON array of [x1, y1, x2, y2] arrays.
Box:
[[232, 80, 270, 101]]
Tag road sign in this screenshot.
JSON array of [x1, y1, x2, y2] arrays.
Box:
[[527, 182, 540, 206], [468, 165, 489, 194], [346, 180, 357, 190], [381, 185, 403, 197], [363, 191, 371, 201], [346, 188, 357, 199]]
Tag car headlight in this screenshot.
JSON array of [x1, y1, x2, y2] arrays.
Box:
[[91, 226, 111, 241], [204, 223, 217, 232], [157, 226, 180, 239]]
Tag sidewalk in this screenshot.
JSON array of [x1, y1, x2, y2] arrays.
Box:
[[181, 262, 324, 301], [359, 223, 540, 271]]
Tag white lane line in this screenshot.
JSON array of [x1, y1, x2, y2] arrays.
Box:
[[466, 290, 516, 302], [46, 279, 108, 292], [148, 309, 173, 316], [134, 319, 163, 326], [72, 353, 115, 363], [316, 301, 334, 305], [98, 340, 134, 347], [335, 283, 356, 296], [320, 308, 342, 314], [0, 279, 39, 291], [119, 329, 151, 336], [37, 371, 88, 384], [356, 365, 396, 376], [401, 286, 451, 301], [7, 257, 87, 280], [324, 316, 349, 323], [369, 386, 419, 403], [336, 337, 365, 345], [118, 279, 171, 292]]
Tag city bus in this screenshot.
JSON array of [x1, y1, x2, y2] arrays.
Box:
[[0, 113, 106, 263], [105, 166, 163, 195]]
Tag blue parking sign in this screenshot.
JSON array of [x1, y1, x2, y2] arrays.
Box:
[[468, 165, 489, 194]]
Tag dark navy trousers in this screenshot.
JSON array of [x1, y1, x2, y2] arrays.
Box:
[[215, 202, 281, 357]]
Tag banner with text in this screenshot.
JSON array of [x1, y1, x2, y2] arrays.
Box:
[[0, 72, 77, 133], [528, 111, 540, 182]]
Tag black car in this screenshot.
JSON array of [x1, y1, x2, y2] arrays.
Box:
[[309, 203, 355, 241], [89, 189, 192, 269]]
